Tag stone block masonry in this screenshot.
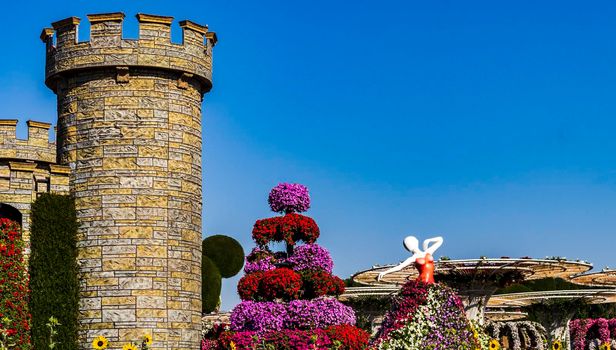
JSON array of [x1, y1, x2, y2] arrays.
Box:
[[41, 12, 216, 350]]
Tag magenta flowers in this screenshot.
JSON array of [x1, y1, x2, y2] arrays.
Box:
[[287, 243, 334, 273], [268, 183, 311, 213], [244, 247, 276, 274], [230, 298, 356, 332], [570, 318, 616, 350]]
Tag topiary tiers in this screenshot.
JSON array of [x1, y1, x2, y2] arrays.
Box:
[[238, 272, 263, 301], [202, 255, 222, 313], [300, 270, 346, 299], [244, 247, 276, 274], [203, 235, 245, 278], [212, 183, 369, 350], [259, 268, 303, 301], [287, 243, 334, 273], [218, 325, 371, 350], [230, 298, 357, 331], [252, 213, 320, 246]]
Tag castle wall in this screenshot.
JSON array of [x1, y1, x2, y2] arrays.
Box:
[[0, 119, 70, 254], [43, 13, 215, 349]]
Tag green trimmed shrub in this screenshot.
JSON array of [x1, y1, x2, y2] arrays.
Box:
[[201, 235, 244, 313], [29, 194, 79, 350], [202, 235, 244, 278], [202, 255, 222, 313]]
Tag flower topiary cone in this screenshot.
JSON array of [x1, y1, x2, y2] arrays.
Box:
[[205, 183, 370, 350]]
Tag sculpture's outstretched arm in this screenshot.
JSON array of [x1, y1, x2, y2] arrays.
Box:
[[377, 255, 417, 282], [423, 236, 443, 255]]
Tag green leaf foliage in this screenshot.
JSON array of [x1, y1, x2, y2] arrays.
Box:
[[28, 194, 79, 350], [575, 303, 616, 319], [202, 255, 222, 313], [496, 277, 597, 294], [203, 235, 244, 278]]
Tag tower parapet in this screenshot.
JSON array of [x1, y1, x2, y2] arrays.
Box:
[[0, 119, 70, 254], [0, 119, 56, 163], [42, 12, 215, 350], [42, 12, 216, 93]]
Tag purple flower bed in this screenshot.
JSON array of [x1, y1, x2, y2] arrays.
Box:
[[244, 258, 275, 273], [286, 244, 333, 273], [268, 183, 311, 213], [244, 247, 276, 273], [286, 298, 355, 329], [244, 243, 334, 274], [230, 298, 356, 332], [230, 301, 287, 332]]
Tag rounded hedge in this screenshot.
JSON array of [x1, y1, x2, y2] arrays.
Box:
[[202, 255, 222, 313], [203, 235, 245, 278]]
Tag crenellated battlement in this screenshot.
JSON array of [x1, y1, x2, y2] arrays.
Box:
[[0, 119, 56, 164], [0, 119, 69, 253], [42, 12, 217, 93]]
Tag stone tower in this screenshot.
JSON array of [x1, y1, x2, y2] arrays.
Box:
[[41, 13, 216, 349]]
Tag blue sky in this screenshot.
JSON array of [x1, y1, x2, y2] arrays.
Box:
[[3, 1, 616, 310]]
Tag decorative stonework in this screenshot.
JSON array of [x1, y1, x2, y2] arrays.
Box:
[[38, 12, 216, 350], [0, 120, 70, 255], [41, 13, 215, 94]]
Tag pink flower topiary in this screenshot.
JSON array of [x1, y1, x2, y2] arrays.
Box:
[[268, 183, 311, 213]]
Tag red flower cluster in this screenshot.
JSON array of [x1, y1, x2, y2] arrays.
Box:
[[238, 268, 303, 301], [203, 322, 232, 340], [238, 269, 346, 301], [260, 268, 303, 300], [237, 272, 262, 300], [252, 213, 320, 246], [326, 324, 371, 350], [0, 218, 31, 348], [301, 270, 345, 299], [215, 325, 369, 350]]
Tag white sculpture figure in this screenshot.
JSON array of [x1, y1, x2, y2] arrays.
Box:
[[377, 236, 443, 284]]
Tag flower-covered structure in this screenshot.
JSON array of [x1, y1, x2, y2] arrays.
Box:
[[570, 318, 616, 350], [371, 279, 479, 349], [206, 183, 369, 349], [488, 286, 616, 349]]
